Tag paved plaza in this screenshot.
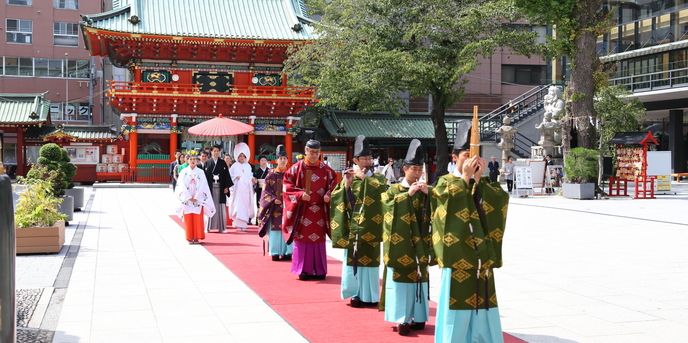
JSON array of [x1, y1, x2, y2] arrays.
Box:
[[12, 181, 688, 343]]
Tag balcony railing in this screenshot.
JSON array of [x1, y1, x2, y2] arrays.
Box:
[[107, 81, 317, 100], [608, 66, 688, 92]]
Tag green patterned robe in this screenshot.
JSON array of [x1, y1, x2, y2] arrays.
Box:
[[330, 173, 386, 267], [380, 182, 437, 310], [431, 175, 508, 311], [382, 183, 436, 283]]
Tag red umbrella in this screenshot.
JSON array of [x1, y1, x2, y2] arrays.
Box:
[[187, 114, 254, 137]]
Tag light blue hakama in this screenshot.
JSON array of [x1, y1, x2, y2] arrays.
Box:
[[341, 250, 380, 303], [384, 267, 429, 324], [435, 268, 504, 343], [268, 227, 293, 256]]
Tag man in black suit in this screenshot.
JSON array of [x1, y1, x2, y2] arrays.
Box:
[[251, 156, 270, 225], [204, 145, 232, 232]]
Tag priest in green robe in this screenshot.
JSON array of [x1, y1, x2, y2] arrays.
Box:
[[380, 139, 436, 336], [432, 121, 509, 343], [330, 135, 386, 307]]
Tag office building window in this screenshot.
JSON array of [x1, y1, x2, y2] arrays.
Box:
[[6, 19, 32, 44], [54, 0, 77, 9], [2, 56, 90, 78], [54, 22, 79, 47], [3, 57, 33, 76], [7, 0, 32, 5], [35, 58, 64, 77], [502, 65, 545, 85]]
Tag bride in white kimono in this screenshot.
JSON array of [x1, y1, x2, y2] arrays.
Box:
[[227, 142, 256, 231]]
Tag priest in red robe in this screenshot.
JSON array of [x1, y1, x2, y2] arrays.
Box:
[[283, 140, 338, 280]]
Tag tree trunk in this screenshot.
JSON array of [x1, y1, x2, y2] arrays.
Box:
[[567, 4, 600, 150], [431, 96, 449, 179]]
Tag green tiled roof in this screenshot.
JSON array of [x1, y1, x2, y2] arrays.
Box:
[[25, 125, 118, 141], [321, 110, 471, 140], [81, 0, 315, 41], [0, 93, 50, 124]]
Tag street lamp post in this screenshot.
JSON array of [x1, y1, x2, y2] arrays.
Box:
[[65, 53, 69, 120]]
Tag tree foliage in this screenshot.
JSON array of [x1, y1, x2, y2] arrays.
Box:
[[564, 147, 599, 183], [284, 0, 543, 174], [28, 143, 78, 196], [594, 85, 645, 153]]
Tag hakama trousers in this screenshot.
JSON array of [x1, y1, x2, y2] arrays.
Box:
[[291, 241, 327, 276], [207, 183, 226, 232], [384, 267, 429, 324], [183, 211, 205, 241], [341, 250, 380, 303], [435, 268, 503, 343], [268, 228, 293, 257]]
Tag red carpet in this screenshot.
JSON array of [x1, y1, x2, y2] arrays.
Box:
[[170, 215, 526, 343]]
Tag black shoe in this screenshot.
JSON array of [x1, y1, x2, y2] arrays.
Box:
[[271, 255, 280, 261], [282, 254, 292, 261], [362, 301, 378, 307], [298, 272, 310, 281], [350, 297, 362, 308], [311, 274, 326, 280], [410, 322, 425, 330], [397, 323, 411, 336]]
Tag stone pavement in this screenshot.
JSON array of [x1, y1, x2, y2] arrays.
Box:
[[12, 182, 688, 343]]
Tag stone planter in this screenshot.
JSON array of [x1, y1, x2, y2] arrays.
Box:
[[57, 195, 74, 223], [64, 187, 85, 211], [562, 183, 595, 199], [15, 220, 66, 254]]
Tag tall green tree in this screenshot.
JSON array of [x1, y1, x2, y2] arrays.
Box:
[[514, 0, 612, 154], [594, 84, 645, 184], [284, 0, 542, 175]]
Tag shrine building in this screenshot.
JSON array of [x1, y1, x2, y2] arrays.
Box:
[[79, 0, 317, 179]]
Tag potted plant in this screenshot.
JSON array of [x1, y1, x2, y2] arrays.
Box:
[[59, 148, 83, 210], [562, 147, 598, 199], [28, 143, 76, 221], [14, 166, 67, 254]]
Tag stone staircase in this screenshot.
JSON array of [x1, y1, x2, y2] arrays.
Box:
[[447, 84, 555, 158]]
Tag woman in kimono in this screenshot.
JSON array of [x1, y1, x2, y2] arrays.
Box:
[[258, 145, 292, 260], [227, 142, 256, 231], [176, 152, 216, 243]]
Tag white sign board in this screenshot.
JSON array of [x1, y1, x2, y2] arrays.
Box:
[[514, 166, 533, 189], [528, 160, 547, 188], [647, 151, 672, 176]]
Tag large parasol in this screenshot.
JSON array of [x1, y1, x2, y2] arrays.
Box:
[[187, 114, 254, 137]]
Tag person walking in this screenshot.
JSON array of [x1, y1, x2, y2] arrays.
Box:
[[204, 145, 231, 233], [253, 156, 270, 225], [175, 152, 216, 244], [258, 145, 292, 261], [330, 135, 386, 307], [432, 122, 510, 343], [488, 156, 500, 182], [282, 139, 337, 280], [381, 157, 396, 185], [228, 143, 255, 231], [380, 139, 434, 335], [504, 156, 515, 193], [170, 149, 181, 191]]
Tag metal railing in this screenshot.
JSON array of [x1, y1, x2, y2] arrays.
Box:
[[447, 84, 552, 144], [608, 66, 688, 92], [120, 166, 170, 184], [512, 133, 537, 158]]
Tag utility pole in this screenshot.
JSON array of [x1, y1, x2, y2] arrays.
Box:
[[65, 53, 69, 120]]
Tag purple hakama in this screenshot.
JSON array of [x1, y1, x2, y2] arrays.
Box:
[[290, 241, 328, 276]]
